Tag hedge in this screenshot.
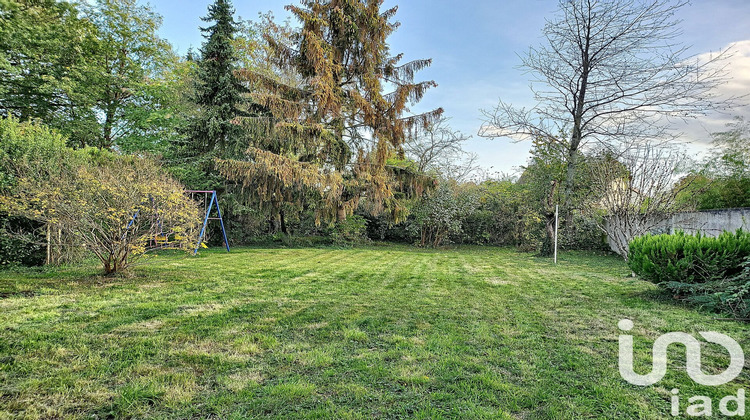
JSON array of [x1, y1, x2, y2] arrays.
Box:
[[628, 230, 750, 319]]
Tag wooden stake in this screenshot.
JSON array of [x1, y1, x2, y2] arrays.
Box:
[[46, 223, 51, 265]]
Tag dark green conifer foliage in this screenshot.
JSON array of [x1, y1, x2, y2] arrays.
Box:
[[185, 0, 246, 159]]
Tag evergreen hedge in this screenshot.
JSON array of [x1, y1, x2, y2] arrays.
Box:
[[628, 230, 750, 319]]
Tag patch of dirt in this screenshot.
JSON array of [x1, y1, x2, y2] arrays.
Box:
[[484, 277, 515, 286], [0, 290, 36, 299], [114, 319, 165, 332]]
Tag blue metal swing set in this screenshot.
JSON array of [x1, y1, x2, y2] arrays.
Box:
[[187, 190, 230, 254], [125, 190, 230, 254]]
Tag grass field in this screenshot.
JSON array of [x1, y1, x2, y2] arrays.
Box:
[[0, 245, 748, 419]]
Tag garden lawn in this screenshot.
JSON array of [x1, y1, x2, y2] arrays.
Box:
[[0, 246, 748, 419]]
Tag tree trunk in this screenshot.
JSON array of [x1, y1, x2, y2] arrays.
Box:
[[564, 29, 590, 209], [279, 210, 288, 235], [541, 180, 559, 256], [564, 149, 578, 210], [102, 100, 117, 149], [541, 213, 556, 257]]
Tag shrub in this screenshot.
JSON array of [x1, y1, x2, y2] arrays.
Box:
[[0, 117, 75, 265], [677, 258, 750, 319], [408, 183, 478, 247], [628, 230, 750, 319], [280, 234, 332, 248], [719, 258, 750, 318], [559, 213, 608, 252], [628, 230, 750, 286], [329, 215, 369, 246], [1, 117, 201, 274], [0, 215, 45, 267]]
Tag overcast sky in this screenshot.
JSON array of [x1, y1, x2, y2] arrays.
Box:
[[151, 0, 750, 175]]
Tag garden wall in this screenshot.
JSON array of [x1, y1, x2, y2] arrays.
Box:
[[668, 208, 750, 236], [607, 208, 750, 253]]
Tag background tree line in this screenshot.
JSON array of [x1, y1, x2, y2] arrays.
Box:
[[2, 0, 748, 272]]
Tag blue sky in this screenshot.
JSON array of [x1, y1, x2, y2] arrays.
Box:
[[151, 0, 750, 175]]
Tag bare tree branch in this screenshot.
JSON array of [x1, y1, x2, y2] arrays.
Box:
[[584, 140, 696, 258], [404, 117, 478, 181], [480, 0, 734, 207]]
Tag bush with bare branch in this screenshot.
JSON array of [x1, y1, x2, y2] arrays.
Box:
[[584, 142, 695, 258]]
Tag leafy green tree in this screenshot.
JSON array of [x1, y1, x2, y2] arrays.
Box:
[[84, 0, 175, 149], [0, 0, 182, 149], [517, 138, 567, 255], [0, 0, 100, 144], [676, 118, 750, 210], [517, 137, 601, 255], [117, 55, 198, 154], [165, 0, 254, 245], [702, 118, 750, 209]]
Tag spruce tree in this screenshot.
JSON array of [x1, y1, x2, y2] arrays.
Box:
[[218, 0, 441, 225], [185, 0, 245, 159]]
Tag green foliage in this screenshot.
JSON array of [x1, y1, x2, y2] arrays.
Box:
[[559, 213, 608, 251], [628, 230, 750, 286], [0, 117, 74, 266], [180, 0, 245, 159], [0, 116, 68, 192], [518, 138, 599, 255], [167, 0, 247, 243], [116, 55, 196, 154], [0, 0, 100, 143], [355, 171, 604, 252], [680, 170, 750, 211], [671, 256, 750, 320], [328, 215, 369, 246], [681, 117, 750, 210], [408, 183, 478, 247], [719, 257, 750, 318], [0, 0, 180, 149], [629, 230, 750, 318], [462, 179, 540, 248], [83, 0, 176, 149], [0, 214, 44, 267], [0, 117, 201, 274]]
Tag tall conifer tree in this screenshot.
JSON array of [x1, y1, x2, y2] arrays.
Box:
[[218, 0, 441, 224], [185, 0, 245, 158]]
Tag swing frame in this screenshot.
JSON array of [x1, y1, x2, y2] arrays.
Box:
[[187, 190, 230, 254]]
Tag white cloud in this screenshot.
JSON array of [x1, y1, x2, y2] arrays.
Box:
[[672, 40, 750, 147]]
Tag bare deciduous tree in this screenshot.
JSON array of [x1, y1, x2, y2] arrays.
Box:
[[405, 117, 478, 181], [585, 141, 695, 258], [479, 0, 731, 206]]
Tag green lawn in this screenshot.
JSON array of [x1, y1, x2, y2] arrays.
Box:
[[0, 246, 748, 419]]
